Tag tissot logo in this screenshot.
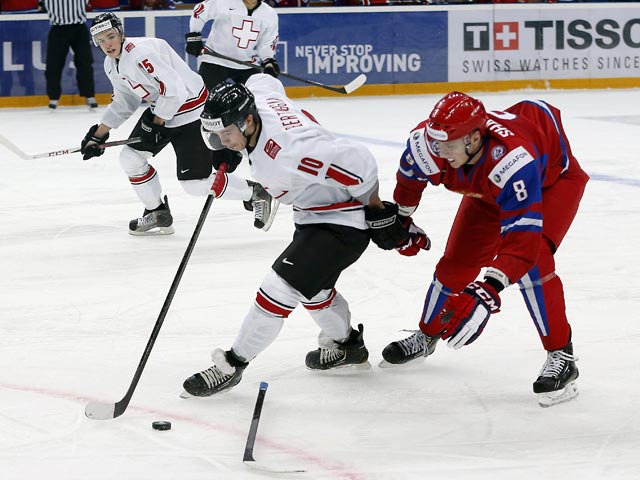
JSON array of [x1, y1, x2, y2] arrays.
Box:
[[463, 22, 519, 51], [464, 18, 640, 52]]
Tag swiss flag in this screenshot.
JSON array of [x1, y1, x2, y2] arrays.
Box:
[[494, 22, 519, 51]]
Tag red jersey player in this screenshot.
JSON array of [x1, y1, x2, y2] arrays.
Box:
[[372, 91, 589, 407]]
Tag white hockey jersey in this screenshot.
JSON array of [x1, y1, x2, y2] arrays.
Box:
[[190, 0, 279, 69], [101, 37, 208, 129], [245, 74, 379, 230]]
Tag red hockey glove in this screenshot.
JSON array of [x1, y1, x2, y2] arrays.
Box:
[[396, 217, 431, 256], [438, 281, 501, 349]]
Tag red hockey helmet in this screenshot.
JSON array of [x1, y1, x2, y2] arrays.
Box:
[[426, 92, 487, 142]]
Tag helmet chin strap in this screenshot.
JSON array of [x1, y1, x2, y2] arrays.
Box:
[[463, 136, 483, 164]]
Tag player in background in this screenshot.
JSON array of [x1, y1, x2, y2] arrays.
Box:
[[80, 12, 275, 235], [185, 0, 280, 89], [182, 74, 410, 397], [370, 92, 589, 407]]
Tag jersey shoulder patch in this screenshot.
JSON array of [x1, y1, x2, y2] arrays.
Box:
[[408, 128, 439, 177], [264, 138, 281, 159], [488, 145, 534, 188]]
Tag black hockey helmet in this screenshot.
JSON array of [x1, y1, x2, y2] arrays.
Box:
[[200, 81, 257, 150], [89, 12, 124, 47]]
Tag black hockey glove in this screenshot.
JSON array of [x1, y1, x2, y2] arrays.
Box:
[[261, 58, 280, 78], [140, 113, 166, 151], [364, 201, 410, 250], [185, 32, 204, 57], [211, 148, 243, 173], [81, 124, 109, 161]]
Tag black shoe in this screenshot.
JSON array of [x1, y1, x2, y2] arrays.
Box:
[[380, 330, 438, 367], [86, 97, 99, 109], [305, 324, 369, 370], [182, 349, 248, 397], [129, 195, 174, 236]]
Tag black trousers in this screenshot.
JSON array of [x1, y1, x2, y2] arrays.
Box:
[[198, 62, 256, 91], [45, 24, 95, 100], [128, 108, 215, 181], [273, 224, 370, 300]]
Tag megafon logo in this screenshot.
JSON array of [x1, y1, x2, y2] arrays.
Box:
[[464, 19, 640, 51]]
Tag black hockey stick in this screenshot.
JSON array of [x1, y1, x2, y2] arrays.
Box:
[[243, 382, 306, 474], [85, 163, 228, 420], [203, 48, 367, 95], [0, 133, 141, 160], [243, 381, 269, 464]]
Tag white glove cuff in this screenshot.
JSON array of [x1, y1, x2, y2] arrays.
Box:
[[484, 267, 510, 290], [398, 204, 417, 217]]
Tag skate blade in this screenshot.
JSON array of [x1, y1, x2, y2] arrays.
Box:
[[538, 381, 579, 408], [262, 199, 280, 232], [129, 225, 175, 236], [179, 387, 237, 399], [308, 361, 372, 374], [179, 390, 194, 399], [378, 357, 426, 369]]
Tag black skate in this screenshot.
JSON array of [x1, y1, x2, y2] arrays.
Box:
[[243, 181, 279, 231], [533, 342, 579, 407], [379, 330, 439, 368], [129, 195, 174, 236], [305, 324, 370, 371], [181, 348, 248, 398]]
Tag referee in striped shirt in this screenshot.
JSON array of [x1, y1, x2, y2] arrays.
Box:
[[43, 0, 97, 110]]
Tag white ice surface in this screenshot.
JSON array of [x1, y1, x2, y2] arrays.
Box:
[[1, 89, 639, 480]]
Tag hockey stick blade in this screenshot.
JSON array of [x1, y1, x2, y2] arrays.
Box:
[[85, 400, 123, 420], [243, 460, 306, 474], [0, 133, 30, 160], [203, 49, 366, 95], [341, 74, 367, 95], [242, 382, 306, 474]]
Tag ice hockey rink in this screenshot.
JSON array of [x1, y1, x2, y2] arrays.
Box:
[[1, 87, 639, 480]]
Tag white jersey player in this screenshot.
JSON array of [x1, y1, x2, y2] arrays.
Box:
[[80, 12, 271, 235], [185, 0, 280, 89], [182, 74, 396, 397]]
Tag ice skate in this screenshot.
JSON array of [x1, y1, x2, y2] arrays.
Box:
[[533, 342, 579, 408], [128, 195, 174, 236], [305, 324, 370, 371], [181, 348, 248, 398], [379, 330, 439, 368], [243, 180, 279, 231]]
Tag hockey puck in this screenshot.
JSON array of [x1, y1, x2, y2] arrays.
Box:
[[152, 421, 171, 431]]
